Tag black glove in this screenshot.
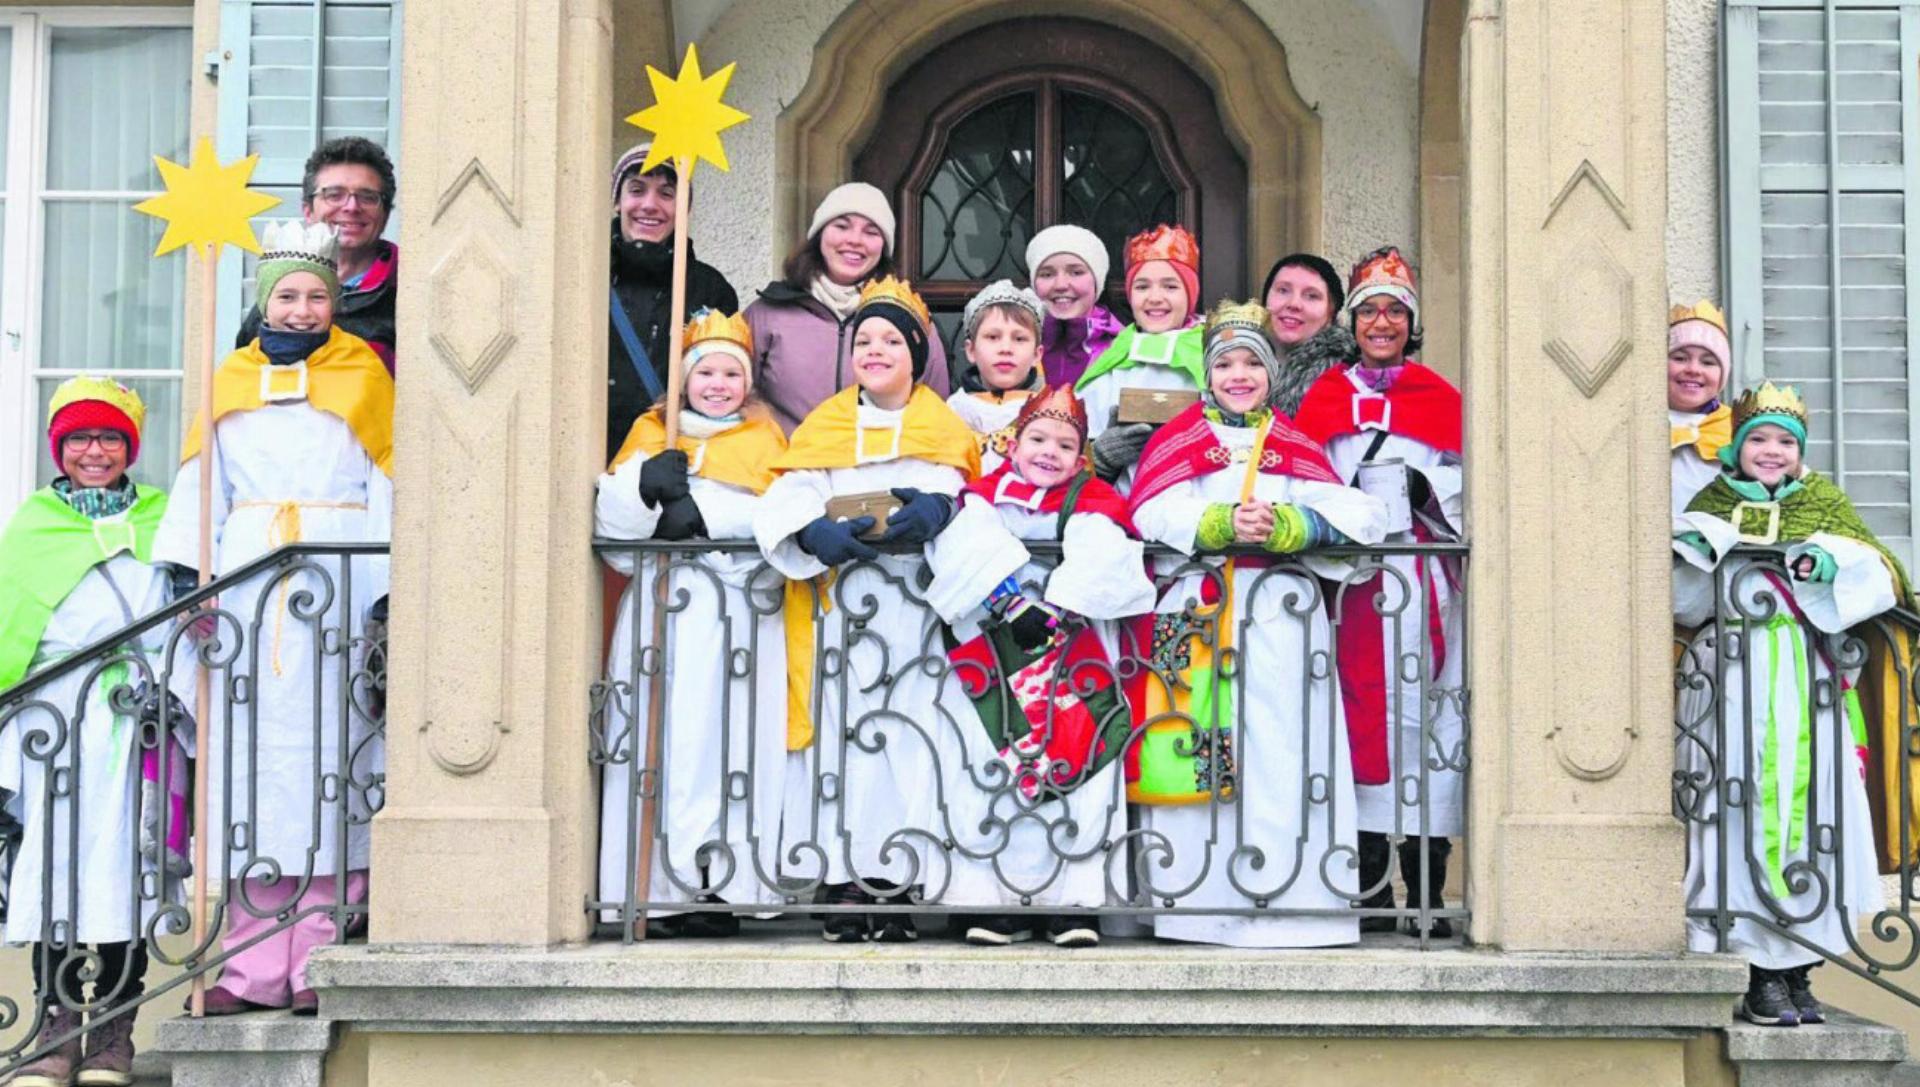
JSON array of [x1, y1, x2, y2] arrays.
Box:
[[1408, 468, 1433, 512], [655, 495, 707, 541], [165, 563, 199, 602], [638, 450, 692, 507], [877, 488, 953, 546], [1089, 423, 1155, 482], [796, 515, 879, 567]]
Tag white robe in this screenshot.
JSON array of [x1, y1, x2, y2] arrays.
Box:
[[945, 390, 1027, 476], [1321, 427, 1467, 838], [0, 552, 176, 945], [755, 400, 1028, 893], [153, 402, 391, 881], [593, 452, 788, 920], [1674, 515, 1890, 969], [1130, 419, 1389, 947], [1080, 347, 1200, 495], [1670, 409, 1723, 518], [943, 487, 1157, 910]]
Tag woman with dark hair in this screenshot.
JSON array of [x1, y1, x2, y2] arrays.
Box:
[[745, 183, 950, 432], [1263, 252, 1360, 417]]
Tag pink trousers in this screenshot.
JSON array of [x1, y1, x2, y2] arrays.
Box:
[[213, 870, 368, 1005]]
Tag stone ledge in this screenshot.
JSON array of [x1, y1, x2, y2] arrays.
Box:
[[154, 1012, 334, 1087], [306, 936, 1749, 1038], [1727, 1007, 1909, 1063]]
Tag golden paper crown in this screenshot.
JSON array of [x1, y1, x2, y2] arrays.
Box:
[[684, 307, 753, 356], [1668, 299, 1728, 336], [1347, 246, 1417, 298], [1731, 381, 1807, 431], [855, 275, 932, 332], [48, 374, 146, 436], [1124, 224, 1200, 273], [1205, 299, 1273, 342]]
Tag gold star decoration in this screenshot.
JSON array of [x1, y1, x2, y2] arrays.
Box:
[[132, 136, 281, 258], [625, 43, 749, 177]]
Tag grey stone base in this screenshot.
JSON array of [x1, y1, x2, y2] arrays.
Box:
[[1727, 1008, 1910, 1087], [153, 1012, 333, 1087], [306, 934, 1751, 1038]]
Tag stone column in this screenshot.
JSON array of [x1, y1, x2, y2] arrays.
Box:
[[371, 0, 612, 945], [1460, 0, 1684, 951]]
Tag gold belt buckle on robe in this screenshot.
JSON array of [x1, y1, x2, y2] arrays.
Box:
[[1731, 500, 1781, 545]]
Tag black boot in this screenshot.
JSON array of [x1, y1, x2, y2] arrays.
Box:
[[1357, 831, 1397, 933], [1741, 966, 1800, 1027], [1783, 963, 1824, 1024], [867, 880, 918, 944], [821, 882, 872, 943], [1398, 836, 1453, 939]]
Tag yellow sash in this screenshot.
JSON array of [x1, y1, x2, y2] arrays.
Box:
[[1671, 404, 1732, 462], [608, 408, 786, 495], [773, 385, 982, 477], [180, 326, 395, 476]]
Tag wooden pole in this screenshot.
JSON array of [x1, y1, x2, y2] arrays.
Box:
[[634, 160, 694, 938], [189, 244, 216, 1015]]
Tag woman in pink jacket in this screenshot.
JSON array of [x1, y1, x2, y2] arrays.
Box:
[[746, 183, 951, 432]]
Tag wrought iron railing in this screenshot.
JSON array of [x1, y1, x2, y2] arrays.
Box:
[[0, 542, 386, 1076], [590, 538, 1470, 945], [1675, 545, 1920, 1005]]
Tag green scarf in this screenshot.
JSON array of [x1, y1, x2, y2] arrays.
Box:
[[0, 484, 168, 690], [1073, 323, 1205, 391], [1689, 468, 1907, 896], [1687, 469, 1912, 599]]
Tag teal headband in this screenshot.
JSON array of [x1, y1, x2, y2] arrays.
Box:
[[1719, 412, 1809, 468]]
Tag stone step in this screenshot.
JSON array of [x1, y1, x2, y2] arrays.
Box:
[[1727, 1006, 1909, 1087], [153, 1011, 334, 1087], [1888, 1060, 1920, 1086]]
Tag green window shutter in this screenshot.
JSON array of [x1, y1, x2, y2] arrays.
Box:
[[214, 0, 402, 348], [1724, 3, 1920, 565]]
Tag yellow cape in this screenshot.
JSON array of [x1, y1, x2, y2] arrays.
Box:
[[180, 326, 395, 476], [772, 385, 982, 477], [609, 408, 786, 495], [1671, 403, 1732, 462]]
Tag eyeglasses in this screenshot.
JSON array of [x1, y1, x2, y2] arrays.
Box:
[[62, 431, 126, 452], [312, 186, 388, 209], [1352, 302, 1411, 324]]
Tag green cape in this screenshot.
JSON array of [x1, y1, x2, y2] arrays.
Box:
[[0, 484, 168, 690], [1073, 323, 1206, 391], [1686, 470, 1912, 598]]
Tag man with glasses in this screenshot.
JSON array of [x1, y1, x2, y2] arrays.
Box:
[[235, 137, 400, 373]]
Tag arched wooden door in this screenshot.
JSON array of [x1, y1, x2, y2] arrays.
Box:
[[854, 17, 1249, 346]]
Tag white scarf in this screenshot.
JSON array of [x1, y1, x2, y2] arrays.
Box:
[[809, 274, 862, 321], [677, 409, 742, 439]]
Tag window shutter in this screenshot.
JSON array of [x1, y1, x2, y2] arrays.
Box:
[[214, 0, 402, 348], [1725, 3, 1920, 565]]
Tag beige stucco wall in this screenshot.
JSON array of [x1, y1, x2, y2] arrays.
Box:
[[328, 1031, 1723, 1087], [683, 0, 1420, 294], [1665, 0, 1720, 304]]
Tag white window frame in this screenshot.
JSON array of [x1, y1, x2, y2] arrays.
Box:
[[0, 6, 195, 510]]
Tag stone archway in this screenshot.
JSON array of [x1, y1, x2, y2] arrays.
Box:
[[773, 0, 1321, 291]]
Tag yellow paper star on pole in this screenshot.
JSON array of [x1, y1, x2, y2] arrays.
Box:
[[625, 43, 749, 176], [132, 136, 281, 258]]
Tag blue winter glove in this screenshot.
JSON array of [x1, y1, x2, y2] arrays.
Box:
[[1793, 545, 1837, 584], [796, 515, 879, 567], [1674, 531, 1713, 560], [877, 488, 954, 546]]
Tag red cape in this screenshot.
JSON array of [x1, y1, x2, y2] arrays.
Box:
[[1293, 361, 1461, 456], [1127, 402, 1340, 513], [964, 465, 1136, 536]]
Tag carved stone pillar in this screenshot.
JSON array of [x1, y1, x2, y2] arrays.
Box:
[[371, 0, 611, 945], [1460, 0, 1684, 951]]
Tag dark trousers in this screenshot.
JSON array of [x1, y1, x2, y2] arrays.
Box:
[[1357, 831, 1452, 910], [31, 940, 148, 1007]]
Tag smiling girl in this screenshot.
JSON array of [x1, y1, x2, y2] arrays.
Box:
[[1126, 301, 1388, 947], [1674, 382, 1911, 1028], [746, 184, 951, 433], [1025, 225, 1123, 388], [595, 309, 789, 938], [1667, 301, 1732, 517], [1075, 225, 1207, 488]]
